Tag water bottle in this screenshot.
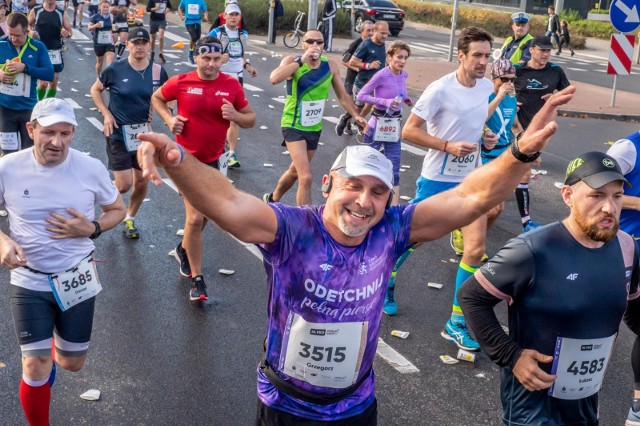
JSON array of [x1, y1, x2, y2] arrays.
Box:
[[386, 94, 403, 116]]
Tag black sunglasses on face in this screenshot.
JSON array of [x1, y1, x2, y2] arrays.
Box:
[[303, 39, 325, 45], [500, 77, 516, 83]]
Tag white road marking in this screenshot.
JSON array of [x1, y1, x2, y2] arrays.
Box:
[[377, 338, 420, 373], [271, 97, 285, 104], [243, 83, 263, 92], [323, 116, 339, 124], [70, 31, 90, 41], [162, 53, 180, 59], [86, 117, 104, 132], [63, 98, 82, 109], [163, 30, 189, 43]]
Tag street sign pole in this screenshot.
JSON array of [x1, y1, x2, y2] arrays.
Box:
[[447, 0, 459, 62], [607, 0, 640, 107]]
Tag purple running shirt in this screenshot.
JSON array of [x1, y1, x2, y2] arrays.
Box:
[[256, 202, 416, 420]]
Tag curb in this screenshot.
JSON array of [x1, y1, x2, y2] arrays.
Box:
[[558, 109, 640, 122]]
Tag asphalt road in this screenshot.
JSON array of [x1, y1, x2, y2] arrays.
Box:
[[0, 13, 639, 426]]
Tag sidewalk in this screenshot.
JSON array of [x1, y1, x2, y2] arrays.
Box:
[[249, 30, 640, 122]]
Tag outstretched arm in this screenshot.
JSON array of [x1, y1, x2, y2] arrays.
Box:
[[409, 85, 575, 243], [137, 133, 278, 244]]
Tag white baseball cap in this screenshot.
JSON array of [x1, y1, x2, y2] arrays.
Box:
[[225, 3, 241, 14], [31, 98, 78, 127], [331, 146, 394, 190]]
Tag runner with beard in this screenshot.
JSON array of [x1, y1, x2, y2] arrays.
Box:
[[460, 151, 640, 425]]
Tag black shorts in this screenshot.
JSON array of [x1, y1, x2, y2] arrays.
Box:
[[254, 398, 377, 426], [72, 0, 83, 6], [186, 23, 201, 42], [10, 284, 96, 357], [281, 127, 321, 151], [149, 19, 167, 34], [94, 43, 115, 56], [0, 105, 33, 155], [106, 133, 141, 171], [88, 4, 98, 14], [51, 52, 64, 73]]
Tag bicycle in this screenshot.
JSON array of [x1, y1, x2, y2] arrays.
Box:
[[283, 11, 306, 48]]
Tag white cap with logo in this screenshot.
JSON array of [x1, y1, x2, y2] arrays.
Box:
[[31, 98, 78, 127], [225, 3, 241, 14], [330, 145, 394, 190]]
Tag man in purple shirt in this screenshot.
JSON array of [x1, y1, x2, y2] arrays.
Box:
[[135, 86, 574, 424]]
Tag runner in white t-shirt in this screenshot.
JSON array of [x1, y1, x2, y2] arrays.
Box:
[[0, 99, 125, 425], [383, 27, 498, 354]]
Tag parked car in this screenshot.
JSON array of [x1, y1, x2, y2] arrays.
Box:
[[339, 0, 405, 36]]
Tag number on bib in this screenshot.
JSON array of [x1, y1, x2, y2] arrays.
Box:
[[281, 312, 367, 389], [48, 256, 102, 311], [122, 123, 149, 152], [299, 100, 325, 127]]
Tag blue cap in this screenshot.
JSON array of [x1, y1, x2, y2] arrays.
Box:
[[511, 12, 530, 23]]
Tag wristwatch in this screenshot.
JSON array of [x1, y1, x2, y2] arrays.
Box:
[[89, 221, 102, 239], [511, 131, 541, 163], [23, 64, 29, 74], [294, 56, 303, 67], [243, 59, 250, 69]]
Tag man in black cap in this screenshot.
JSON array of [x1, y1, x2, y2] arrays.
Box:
[[512, 35, 570, 233], [90, 27, 168, 240], [500, 12, 533, 65], [460, 151, 640, 426]]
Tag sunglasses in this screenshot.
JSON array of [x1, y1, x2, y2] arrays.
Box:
[[500, 77, 516, 83], [303, 39, 325, 45], [195, 43, 223, 55]]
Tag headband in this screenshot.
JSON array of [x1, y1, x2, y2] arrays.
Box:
[[195, 42, 223, 56]]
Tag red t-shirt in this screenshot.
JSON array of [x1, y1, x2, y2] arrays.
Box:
[[160, 71, 249, 163]]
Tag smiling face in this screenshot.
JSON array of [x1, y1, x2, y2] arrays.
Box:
[[27, 121, 75, 167], [562, 180, 623, 244], [322, 173, 391, 245]]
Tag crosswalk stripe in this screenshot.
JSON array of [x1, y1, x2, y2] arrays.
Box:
[[163, 30, 189, 43], [243, 83, 263, 92], [86, 117, 104, 132], [64, 98, 82, 109], [70, 31, 90, 41], [377, 338, 420, 373]]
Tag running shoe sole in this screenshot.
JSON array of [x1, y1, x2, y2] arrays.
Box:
[[173, 249, 191, 278], [189, 291, 208, 301]]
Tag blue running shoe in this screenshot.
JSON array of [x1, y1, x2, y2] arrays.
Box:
[[188, 49, 194, 64], [383, 288, 397, 316], [627, 404, 640, 426], [441, 320, 480, 351], [523, 220, 541, 233]]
